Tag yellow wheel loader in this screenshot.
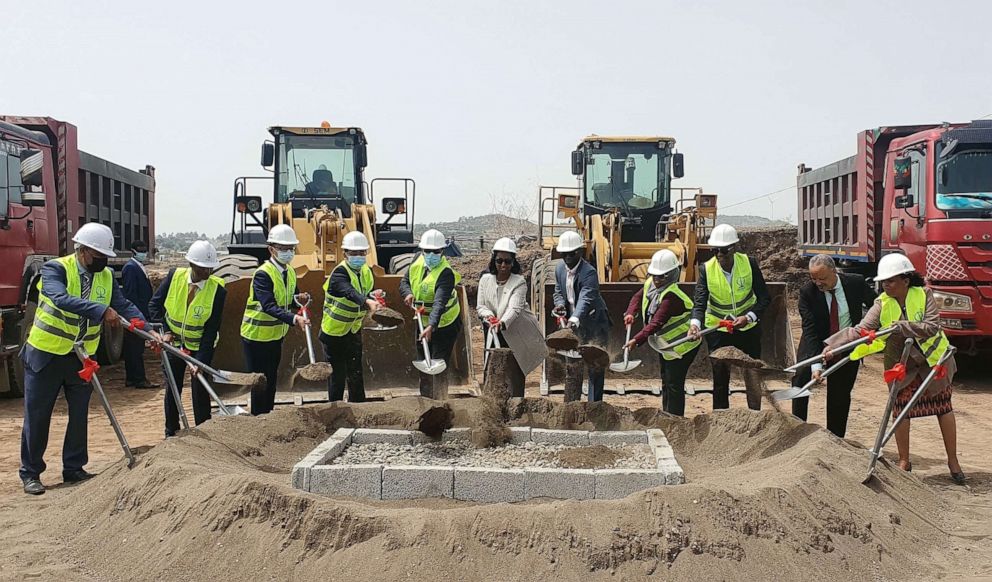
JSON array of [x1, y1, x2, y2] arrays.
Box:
[[533, 135, 794, 395], [211, 123, 473, 396]]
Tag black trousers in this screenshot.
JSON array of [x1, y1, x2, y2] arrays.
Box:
[[242, 339, 283, 415], [482, 324, 525, 398], [20, 354, 91, 481], [564, 324, 609, 403], [122, 332, 147, 384], [416, 318, 462, 397], [321, 332, 366, 403], [163, 352, 211, 435], [659, 344, 700, 417], [706, 324, 762, 410], [791, 359, 861, 438]]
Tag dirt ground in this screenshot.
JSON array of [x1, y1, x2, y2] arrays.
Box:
[[0, 315, 990, 580]]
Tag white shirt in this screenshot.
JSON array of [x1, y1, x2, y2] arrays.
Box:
[[269, 258, 287, 273], [186, 270, 207, 292], [565, 264, 578, 310]]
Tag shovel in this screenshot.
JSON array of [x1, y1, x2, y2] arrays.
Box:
[[73, 343, 136, 468], [483, 318, 502, 371], [366, 290, 401, 332], [160, 344, 191, 430], [609, 324, 642, 373], [862, 338, 915, 484], [195, 372, 248, 416], [773, 354, 852, 402], [413, 306, 446, 375], [553, 315, 582, 360], [785, 326, 897, 373], [647, 319, 728, 357]]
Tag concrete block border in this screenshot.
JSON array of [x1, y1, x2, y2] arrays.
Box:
[[293, 426, 685, 500]]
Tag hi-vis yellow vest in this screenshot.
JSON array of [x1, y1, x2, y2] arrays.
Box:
[[241, 261, 297, 342], [704, 253, 757, 332], [642, 279, 700, 360], [849, 286, 950, 366], [27, 254, 112, 356], [322, 262, 374, 336], [163, 268, 225, 352], [409, 255, 462, 328]]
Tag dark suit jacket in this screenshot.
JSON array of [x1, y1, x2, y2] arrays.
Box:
[[690, 255, 771, 324], [122, 259, 153, 319], [149, 268, 227, 365], [796, 272, 876, 362], [553, 259, 610, 338]]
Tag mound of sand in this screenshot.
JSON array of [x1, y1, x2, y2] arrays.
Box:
[[0, 400, 953, 581]]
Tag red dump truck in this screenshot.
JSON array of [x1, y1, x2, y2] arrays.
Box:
[[0, 116, 156, 394], [797, 121, 992, 353]]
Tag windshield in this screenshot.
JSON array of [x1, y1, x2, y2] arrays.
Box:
[[276, 135, 357, 204], [936, 148, 992, 210], [584, 144, 669, 212]]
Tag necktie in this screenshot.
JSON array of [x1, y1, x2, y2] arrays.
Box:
[[828, 290, 840, 335], [187, 285, 198, 307], [78, 272, 92, 341]]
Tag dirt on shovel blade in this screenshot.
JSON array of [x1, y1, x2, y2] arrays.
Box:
[[296, 362, 333, 382], [708, 346, 767, 369], [370, 307, 404, 328], [546, 328, 580, 350], [578, 344, 610, 369], [217, 371, 267, 389]]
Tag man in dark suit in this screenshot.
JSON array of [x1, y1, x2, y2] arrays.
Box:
[[552, 231, 611, 402], [121, 240, 157, 389], [792, 254, 876, 437]]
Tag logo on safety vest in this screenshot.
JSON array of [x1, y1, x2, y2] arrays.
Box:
[[193, 305, 205, 318], [737, 278, 746, 290], [95, 286, 107, 301]]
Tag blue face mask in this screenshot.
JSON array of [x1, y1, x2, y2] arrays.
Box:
[[424, 253, 442, 268], [275, 250, 295, 264], [133, 252, 148, 263], [347, 256, 366, 269]]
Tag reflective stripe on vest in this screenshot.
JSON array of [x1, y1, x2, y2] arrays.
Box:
[[321, 263, 374, 336], [849, 287, 950, 366], [409, 255, 462, 328], [163, 268, 224, 352], [641, 279, 700, 360], [240, 261, 297, 342], [27, 254, 112, 356], [704, 253, 757, 332]]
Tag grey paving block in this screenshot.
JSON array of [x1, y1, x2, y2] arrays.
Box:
[[589, 430, 647, 445], [595, 469, 665, 499], [382, 465, 454, 500], [441, 428, 471, 442], [331, 428, 356, 444], [291, 436, 349, 491], [509, 426, 531, 444], [291, 464, 309, 491], [525, 468, 595, 500], [455, 467, 525, 503], [310, 464, 382, 499], [645, 428, 666, 448], [352, 428, 413, 445], [658, 460, 686, 485], [530, 428, 589, 446]]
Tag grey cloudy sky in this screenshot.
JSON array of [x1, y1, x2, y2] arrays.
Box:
[[6, 1, 991, 235]]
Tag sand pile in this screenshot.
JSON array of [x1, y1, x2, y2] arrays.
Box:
[[738, 227, 808, 293], [709, 346, 766, 368], [0, 400, 952, 581]]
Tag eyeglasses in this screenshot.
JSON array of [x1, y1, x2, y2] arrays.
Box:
[[494, 258, 513, 265], [715, 246, 735, 255], [423, 250, 442, 255], [560, 250, 579, 258]]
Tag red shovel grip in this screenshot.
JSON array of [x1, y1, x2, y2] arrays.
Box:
[[128, 317, 145, 331], [718, 319, 736, 333], [883, 363, 906, 384], [859, 328, 877, 343], [934, 364, 948, 380], [78, 357, 100, 382]]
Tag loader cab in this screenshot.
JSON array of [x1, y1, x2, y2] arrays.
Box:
[[571, 136, 683, 242], [262, 125, 368, 219]]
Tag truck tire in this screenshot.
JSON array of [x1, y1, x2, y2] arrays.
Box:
[[214, 254, 261, 283], [9, 302, 35, 398], [388, 253, 416, 276], [95, 321, 124, 365]]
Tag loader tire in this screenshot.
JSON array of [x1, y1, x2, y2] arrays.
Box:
[[388, 253, 416, 276], [214, 254, 261, 283]]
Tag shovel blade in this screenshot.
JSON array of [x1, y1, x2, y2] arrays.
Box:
[[609, 359, 642, 373], [365, 324, 398, 332], [558, 349, 582, 360], [771, 386, 811, 402], [413, 360, 447, 375]]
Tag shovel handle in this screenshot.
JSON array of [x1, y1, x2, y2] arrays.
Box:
[[73, 343, 136, 467], [863, 338, 915, 483], [786, 326, 897, 373], [414, 308, 435, 368], [196, 372, 232, 415], [121, 317, 230, 381]]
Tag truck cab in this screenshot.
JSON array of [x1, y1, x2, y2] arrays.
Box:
[[883, 121, 992, 347]]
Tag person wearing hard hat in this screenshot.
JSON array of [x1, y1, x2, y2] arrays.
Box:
[[19, 223, 149, 495], [149, 240, 227, 436], [240, 225, 311, 415], [622, 250, 701, 415], [400, 229, 463, 397], [319, 230, 383, 402], [687, 224, 771, 410], [476, 237, 547, 396], [821, 253, 963, 483], [552, 231, 611, 402]]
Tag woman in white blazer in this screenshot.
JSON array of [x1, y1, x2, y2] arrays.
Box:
[[476, 237, 545, 396]]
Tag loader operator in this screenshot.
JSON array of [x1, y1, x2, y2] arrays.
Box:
[[687, 224, 770, 411], [320, 231, 382, 403], [19, 223, 149, 495], [150, 241, 227, 436], [240, 225, 310, 415], [401, 229, 463, 398]]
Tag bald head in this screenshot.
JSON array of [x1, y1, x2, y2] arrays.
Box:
[[809, 254, 838, 292]]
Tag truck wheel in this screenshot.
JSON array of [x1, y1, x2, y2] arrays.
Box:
[[214, 254, 261, 283], [95, 321, 123, 365], [9, 302, 35, 397], [388, 253, 416, 275]]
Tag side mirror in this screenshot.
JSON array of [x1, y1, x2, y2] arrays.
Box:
[[357, 143, 368, 168], [893, 156, 912, 190], [571, 150, 583, 176], [672, 152, 685, 179], [894, 194, 915, 209], [260, 142, 275, 168]]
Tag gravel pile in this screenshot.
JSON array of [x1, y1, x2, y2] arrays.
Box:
[[329, 441, 656, 470]]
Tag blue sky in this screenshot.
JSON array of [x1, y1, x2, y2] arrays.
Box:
[[5, 0, 990, 234]]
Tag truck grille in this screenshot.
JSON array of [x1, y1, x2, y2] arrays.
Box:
[[926, 245, 969, 280]]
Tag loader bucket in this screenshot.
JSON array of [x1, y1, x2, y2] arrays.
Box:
[[539, 281, 795, 393], [212, 269, 474, 397]]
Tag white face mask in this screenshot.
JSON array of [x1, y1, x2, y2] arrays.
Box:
[[275, 249, 295, 264]]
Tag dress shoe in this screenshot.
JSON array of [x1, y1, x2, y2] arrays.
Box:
[[62, 469, 96, 483], [134, 380, 160, 389], [23, 478, 45, 495]]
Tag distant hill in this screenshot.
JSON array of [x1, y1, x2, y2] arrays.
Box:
[[716, 214, 790, 228], [415, 214, 537, 253]]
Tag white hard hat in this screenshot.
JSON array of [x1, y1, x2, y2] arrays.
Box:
[[267, 224, 299, 245], [492, 237, 517, 254], [876, 253, 916, 282], [342, 231, 370, 251], [185, 240, 220, 269], [708, 224, 740, 247], [648, 249, 680, 276], [72, 223, 116, 257], [419, 229, 447, 250], [556, 231, 584, 253]]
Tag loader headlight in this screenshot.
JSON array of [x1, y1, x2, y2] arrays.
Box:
[[932, 290, 972, 312]]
